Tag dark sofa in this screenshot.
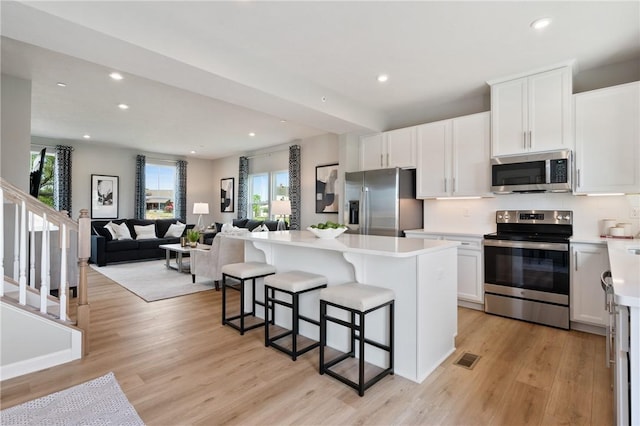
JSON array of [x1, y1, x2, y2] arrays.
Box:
[[216, 218, 286, 232], [90, 218, 194, 266]]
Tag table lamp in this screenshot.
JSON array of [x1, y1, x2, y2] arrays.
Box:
[[193, 202, 209, 231], [271, 200, 291, 231]]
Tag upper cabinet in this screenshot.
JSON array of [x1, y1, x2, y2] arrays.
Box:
[[417, 112, 491, 198], [490, 66, 572, 156], [359, 127, 416, 171], [574, 81, 640, 194]]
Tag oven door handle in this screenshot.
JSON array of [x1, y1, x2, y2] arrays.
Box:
[[483, 239, 568, 251]]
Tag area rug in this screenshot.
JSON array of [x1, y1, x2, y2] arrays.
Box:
[[0, 372, 144, 425], [90, 259, 216, 302]]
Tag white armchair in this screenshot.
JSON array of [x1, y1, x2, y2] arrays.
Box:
[[190, 233, 245, 290]]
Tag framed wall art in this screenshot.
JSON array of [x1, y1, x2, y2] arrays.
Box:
[[220, 177, 234, 212], [91, 174, 119, 219], [315, 163, 339, 214]]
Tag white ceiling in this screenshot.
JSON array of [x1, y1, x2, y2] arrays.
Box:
[[1, 1, 639, 160]]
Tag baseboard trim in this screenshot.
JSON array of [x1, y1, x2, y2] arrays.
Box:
[[458, 300, 484, 311], [0, 348, 81, 381]]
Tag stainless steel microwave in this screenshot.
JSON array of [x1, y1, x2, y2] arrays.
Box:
[[491, 149, 572, 193]]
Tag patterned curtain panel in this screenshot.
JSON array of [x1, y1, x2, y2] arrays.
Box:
[[134, 155, 146, 219], [288, 144, 301, 230], [237, 156, 249, 219], [175, 160, 187, 222], [54, 145, 73, 215]]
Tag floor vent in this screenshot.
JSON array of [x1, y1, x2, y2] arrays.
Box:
[[454, 352, 480, 370]]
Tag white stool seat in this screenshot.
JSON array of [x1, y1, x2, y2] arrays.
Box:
[[320, 283, 394, 312], [222, 262, 276, 279], [265, 271, 328, 293]]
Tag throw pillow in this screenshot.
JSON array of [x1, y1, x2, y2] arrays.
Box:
[[113, 222, 132, 240], [165, 221, 186, 238], [94, 226, 113, 241], [134, 224, 157, 240], [103, 222, 117, 239]]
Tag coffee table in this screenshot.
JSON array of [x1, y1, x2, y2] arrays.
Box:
[[159, 243, 210, 273]]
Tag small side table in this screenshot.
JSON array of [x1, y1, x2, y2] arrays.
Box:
[[199, 229, 217, 245]]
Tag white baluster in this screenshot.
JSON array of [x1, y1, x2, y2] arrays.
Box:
[[13, 203, 19, 282], [18, 201, 27, 305], [29, 211, 36, 288], [0, 187, 4, 297], [59, 223, 68, 321], [40, 213, 50, 314]]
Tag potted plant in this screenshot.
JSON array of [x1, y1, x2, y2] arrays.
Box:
[[186, 229, 200, 247]]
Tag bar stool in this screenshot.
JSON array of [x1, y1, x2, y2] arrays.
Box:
[[264, 271, 328, 360], [221, 262, 276, 335], [319, 282, 395, 396]]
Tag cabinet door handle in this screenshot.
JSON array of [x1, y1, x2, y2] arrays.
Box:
[[444, 179, 447, 193], [577, 169, 581, 188], [453, 177, 456, 193], [386, 153, 389, 167], [574, 252, 578, 271], [461, 242, 471, 246], [528, 131, 532, 149], [380, 154, 383, 167]]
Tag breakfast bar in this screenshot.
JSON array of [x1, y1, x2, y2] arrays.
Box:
[[226, 230, 459, 384]]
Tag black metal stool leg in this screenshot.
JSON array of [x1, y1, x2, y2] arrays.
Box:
[[319, 300, 326, 375]]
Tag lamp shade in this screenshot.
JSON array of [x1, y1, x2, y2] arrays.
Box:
[[271, 200, 291, 216], [193, 202, 209, 215]]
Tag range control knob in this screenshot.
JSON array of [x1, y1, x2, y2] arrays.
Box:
[[564, 215, 571, 220]]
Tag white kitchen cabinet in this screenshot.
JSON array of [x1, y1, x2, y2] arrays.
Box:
[[574, 81, 640, 194], [359, 127, 416, 171], [405, 232, 484, 306], [571, 242, 611, 327], [417, 112, 491, 198], [490, 66, 572, 156]]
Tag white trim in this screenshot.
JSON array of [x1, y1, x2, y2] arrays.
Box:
[[486, 59, 576, 85], [0, 348, 81, 381]]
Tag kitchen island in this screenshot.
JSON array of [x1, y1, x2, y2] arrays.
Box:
[[607, 239, 640, 425], [225, 230, 459, 383]]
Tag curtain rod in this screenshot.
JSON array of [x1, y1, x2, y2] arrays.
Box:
[[246, 147, 290, 159], [145, 157, 179, 164]]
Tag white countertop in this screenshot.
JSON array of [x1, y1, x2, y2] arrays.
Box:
[[225, 230, 459, 258], [404, 229, 485, 239], [607, 239, 640, 308]]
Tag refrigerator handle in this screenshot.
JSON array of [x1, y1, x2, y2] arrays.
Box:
[[361, 186, 369, 234]]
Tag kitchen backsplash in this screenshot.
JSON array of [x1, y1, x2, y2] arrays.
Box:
[[422, 193, 639, 238]]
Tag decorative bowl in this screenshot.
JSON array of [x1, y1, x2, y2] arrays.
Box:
[[307, 226, 348, 239]]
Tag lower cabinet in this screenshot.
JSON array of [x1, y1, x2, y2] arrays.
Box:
[[405, 232, 483, 306], [570, 242, 610, 327]]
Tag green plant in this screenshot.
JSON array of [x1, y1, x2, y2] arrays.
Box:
[[186, 229, 200, 243]]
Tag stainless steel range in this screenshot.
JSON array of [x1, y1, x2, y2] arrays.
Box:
[[483, 210, 572, 329]]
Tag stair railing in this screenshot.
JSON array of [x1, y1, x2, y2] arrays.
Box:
[[1, 177, 90, 354]]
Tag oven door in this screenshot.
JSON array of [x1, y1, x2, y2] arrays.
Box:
[[484, 239, 570, 301]]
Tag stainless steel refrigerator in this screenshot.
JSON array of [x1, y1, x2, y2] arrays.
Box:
[[344, 168, 423, 236]]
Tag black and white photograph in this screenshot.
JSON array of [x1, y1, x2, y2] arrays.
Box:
[[220, 177, 234, 212], [315, 163, 338, 213], [91, 174, 118, 219]]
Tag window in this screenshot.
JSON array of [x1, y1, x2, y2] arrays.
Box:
[[248, 170, 289, 220], [30, 149, 55, 207], [145, 162, 176, 219]]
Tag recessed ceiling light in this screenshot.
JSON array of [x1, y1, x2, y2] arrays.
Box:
[[109, 72, 123, 80], [249, 132, 256, 137], [530, 17, 551, 30], [83, 134, 91, 139], [377, 74, 389, 83], [280, 119, 287, 123], [190, 150, 196, 154], [56, 82, 67, 87], [118, 103, 129, 110]]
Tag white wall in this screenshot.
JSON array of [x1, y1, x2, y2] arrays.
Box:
[[1, 74, 31, 190], [422, 193, 639, 239]]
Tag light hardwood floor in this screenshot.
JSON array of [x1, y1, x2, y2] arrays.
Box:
[[1, 268, 613, 425]]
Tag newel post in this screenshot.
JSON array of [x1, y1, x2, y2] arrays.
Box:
[[77, 208, 91, 355]]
